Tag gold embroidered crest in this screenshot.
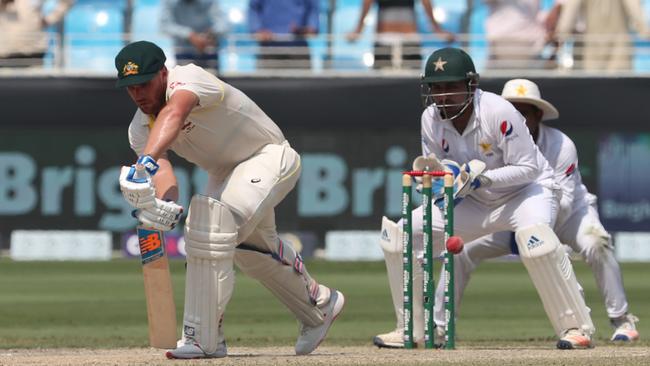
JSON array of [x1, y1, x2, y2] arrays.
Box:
[[123, 61, 139, 76], [479, 141, 494, 156]]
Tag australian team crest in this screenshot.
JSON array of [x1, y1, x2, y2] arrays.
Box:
[[123, 61, 139, 76], [500, 120, 514, 137]]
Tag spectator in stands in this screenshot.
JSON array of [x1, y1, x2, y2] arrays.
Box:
[[483, 0, 552, 70], [0, 0, 74, 67], [160, 0, 227, 72], [553, 0, 648, 71], [347, 0, 454, 70], [248, 0, 319, 70]]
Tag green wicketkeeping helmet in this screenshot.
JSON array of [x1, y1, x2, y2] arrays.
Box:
[[422, 47, 478, 83], [421, 47, 479, 120]]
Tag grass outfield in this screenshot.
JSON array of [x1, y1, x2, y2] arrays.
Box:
[[0, 259, 647, 349]]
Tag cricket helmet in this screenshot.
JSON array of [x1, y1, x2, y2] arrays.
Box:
[[421, 47, 479, 120]]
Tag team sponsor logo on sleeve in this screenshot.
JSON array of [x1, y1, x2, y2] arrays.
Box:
[[169, 81, 186, 90], [442, 138, 449, 152], [565, 163, 576, 176], [181, 120, 195, 133], [500, 120, 514, 137]]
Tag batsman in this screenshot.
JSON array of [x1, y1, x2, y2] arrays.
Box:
[[375, 47, 594, 350], [116, 41, 344, 359]]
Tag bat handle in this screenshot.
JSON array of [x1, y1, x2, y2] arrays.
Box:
[[134, 163, 148, 180]]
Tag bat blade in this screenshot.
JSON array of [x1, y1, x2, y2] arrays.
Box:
[[137, 226, 178, 348]]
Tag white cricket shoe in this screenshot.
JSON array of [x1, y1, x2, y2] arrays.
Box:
[[556, 328, 593, 350], [295, 289, 345, 355], [165, 340, 227, 359], [373, 328, 405, 348], [610, 313, 640, 342], [372, 326, 444, 348]]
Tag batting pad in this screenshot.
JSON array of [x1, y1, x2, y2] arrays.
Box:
[[515, 223, 595, 337], [380, 217, 424, 342], [235, 239, 326, 327], [182, 195, 238, 354]]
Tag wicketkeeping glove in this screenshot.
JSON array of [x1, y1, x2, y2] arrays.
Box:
[[432, 159, 491, 208]]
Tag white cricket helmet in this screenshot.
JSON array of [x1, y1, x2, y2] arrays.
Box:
[[501, 79, 559, 121]]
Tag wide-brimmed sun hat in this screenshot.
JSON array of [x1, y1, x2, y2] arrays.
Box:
[[501, 79, 559, 121]]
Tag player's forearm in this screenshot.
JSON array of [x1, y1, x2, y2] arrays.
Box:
[[483, 164, 538, 189], [143, 109, 185, 160], [153, 158, 179, 202]]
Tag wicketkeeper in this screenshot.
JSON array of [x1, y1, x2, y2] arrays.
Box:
[[431, 78, 639, 343], [115, 41, 344, 359], [375, 47, 594, 350]]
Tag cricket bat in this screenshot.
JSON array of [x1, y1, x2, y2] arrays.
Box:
[[137, 226, 178, 348]]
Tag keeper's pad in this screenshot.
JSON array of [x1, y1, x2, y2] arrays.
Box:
[[182, 195, 238, 354], [234, 239, 328, 327], [380, 217, 424, 343], [515, 224, 595, 337]]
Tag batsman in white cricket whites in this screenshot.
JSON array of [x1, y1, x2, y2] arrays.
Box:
[[115, 41, 345, 359], [430, 78, 639, 343], [375, 47, 595, 350]]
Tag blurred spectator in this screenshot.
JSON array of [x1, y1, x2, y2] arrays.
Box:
[[554, 0, 648, 71], [483, 0, 551, 70], [248, 0, 319, 70], [347, 0, 454, 70], [160, 0, 226, 72], [0, 0, 74, 67]]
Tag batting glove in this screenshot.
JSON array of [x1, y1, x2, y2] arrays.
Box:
[[132, 198, 184, 231]]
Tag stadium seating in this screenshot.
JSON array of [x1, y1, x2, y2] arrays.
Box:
[[38, 0, 650, 74], [329, 0, 374, 71], [220, 0, 256, 72], [64, 0, 126, 73], [130, 0, 176, 66]]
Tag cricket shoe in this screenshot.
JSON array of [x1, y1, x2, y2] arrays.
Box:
[[372, 326, 444, 348], [295, 289, 345, 355], [165, 339, 227, 359], [373, 328, 405, 348], [610, 313, 640, 342], [556, 328, 593, 350]]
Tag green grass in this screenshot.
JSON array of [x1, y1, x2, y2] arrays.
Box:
[[0, 259, 647, 349]]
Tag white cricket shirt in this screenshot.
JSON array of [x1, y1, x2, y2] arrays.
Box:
[[421, 89, 555, 207], [537, 123, 589, 220], [128, 64, 285, 181]]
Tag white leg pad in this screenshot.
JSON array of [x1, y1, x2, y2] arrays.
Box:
[[234, 239, 325, 327], [183, 195, 238, 354], [380, 217, 423, 342], [515, 224, 595, 337]]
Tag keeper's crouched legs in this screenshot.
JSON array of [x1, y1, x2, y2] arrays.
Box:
[[515, 223, 595, 350]]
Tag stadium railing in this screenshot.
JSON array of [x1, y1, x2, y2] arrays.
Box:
[[1, 32, 650, 77]]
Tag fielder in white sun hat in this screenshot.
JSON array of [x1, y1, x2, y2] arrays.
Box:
[[501, 79, 559, 121]]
